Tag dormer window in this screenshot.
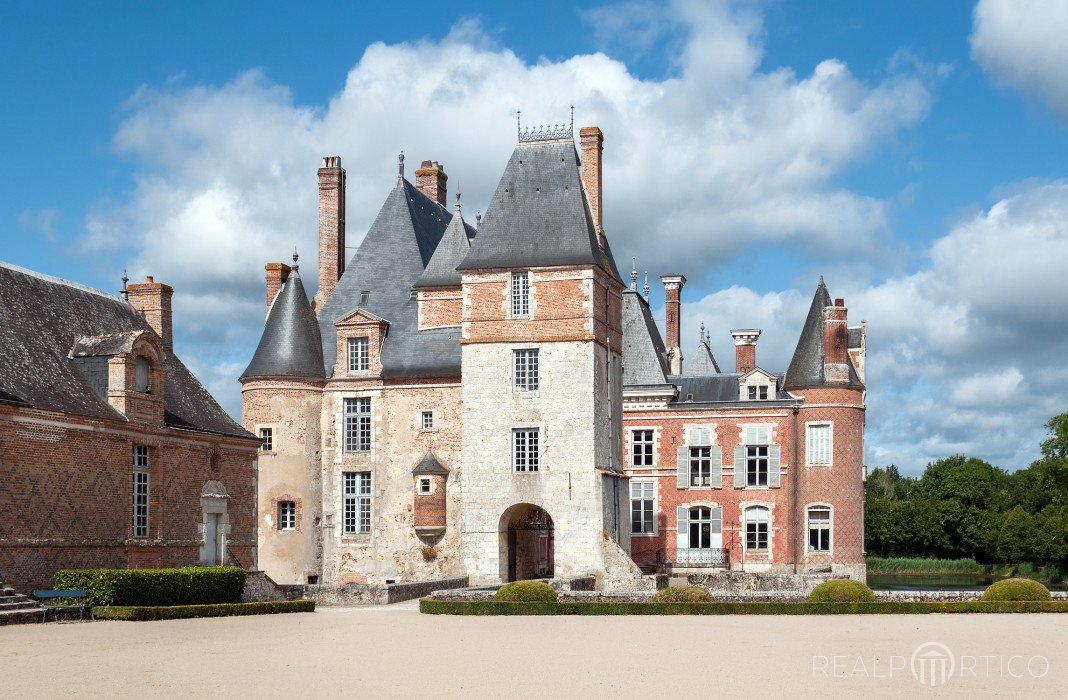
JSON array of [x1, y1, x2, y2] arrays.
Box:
[[359, 291, 370, 305], [747, 385, 768, 400], [135, 357, 151, 393]]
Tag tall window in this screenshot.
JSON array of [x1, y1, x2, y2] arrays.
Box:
[[348, 337, 369, 372], [343, 398, 372, 452], [689, 506, 712, 549], [342, 472, 371, 534], [630, 480, 655, 534], [513, 428, 540, 472], [745, 426, 770, 487], [689, 446, 711, 487], [258, 427, 273, 453], [135, 356, 151, 392], [807, 423, 832, 466], [511, 272, 530, 316], [278, 501, 296, 531], [513, 349, 539, 391], [631, 430, 654, 467], [808, 506, 831, 552], [745, 506, 769, 550], [132, 445, 150, 538]]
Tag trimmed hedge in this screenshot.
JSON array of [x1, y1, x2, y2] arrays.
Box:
[[54, 566, 246, 607], [653, 585, 714, 603], [419, 599, 1068, 616], [94, 600, 315, 621], [982, 577, 1052, 602], [494, 581, 558, 602], [809, 579, 876, 603]]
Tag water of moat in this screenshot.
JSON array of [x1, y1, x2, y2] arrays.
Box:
[[868, 573, 1068, 591]]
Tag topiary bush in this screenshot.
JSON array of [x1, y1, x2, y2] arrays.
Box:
[[982, 577, 1051, 602], [494, 580, 558, 602], [809, 579, 876, 603], [652, 585, 714, 603], [54, 566, 246, 607]]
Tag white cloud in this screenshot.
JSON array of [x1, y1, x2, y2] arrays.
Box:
[[971, 0, 1068, 118], [678, 181, 1068, 473], [89, 1, 932, 436]]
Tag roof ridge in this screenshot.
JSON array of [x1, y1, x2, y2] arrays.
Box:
[[0, 260, 125, 303]]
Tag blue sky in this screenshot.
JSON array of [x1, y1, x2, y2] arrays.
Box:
[[3, 0, 1067, 473]]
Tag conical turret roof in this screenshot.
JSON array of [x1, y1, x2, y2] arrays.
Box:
[[240, 270, 324, 382], [782, 278, 862, 390], [414, 202, 472, 288]]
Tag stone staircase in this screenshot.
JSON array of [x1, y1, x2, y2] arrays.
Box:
[[0, 581, 45, 625]]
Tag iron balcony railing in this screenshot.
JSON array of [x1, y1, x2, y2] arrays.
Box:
[[659, 547, 730, 567]]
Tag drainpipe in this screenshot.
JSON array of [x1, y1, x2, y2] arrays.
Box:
[[792, 406, 801, 574]]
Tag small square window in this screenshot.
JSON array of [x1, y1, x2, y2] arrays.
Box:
[[278, 501, 296, 531], [259, 427, 273, 453], [417, 477, 432, 495], [421, 411, 434, 430]]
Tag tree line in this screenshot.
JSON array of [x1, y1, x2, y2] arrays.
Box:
[[866, 413, 1068, 573]]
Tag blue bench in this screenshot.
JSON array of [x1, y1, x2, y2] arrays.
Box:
[[33, 589, 94, 623]]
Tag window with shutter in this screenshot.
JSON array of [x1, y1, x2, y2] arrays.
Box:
[[806, 423, 832, 466], [676, 506, 689, 549], [710, 446, 723, 488], [676, 446, 689, 488]]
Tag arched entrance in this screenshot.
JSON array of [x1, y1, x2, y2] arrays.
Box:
[[499, 504, 554, 582]]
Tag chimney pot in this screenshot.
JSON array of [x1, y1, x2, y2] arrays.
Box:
[[579, 126, 604, 244], [835, 297, 845, 307], [415, 160, 448, 206], [730, 329, 761, 373], [265, 262, 293, 314], [314, 156, 346, 311], [126, 277, 174, 351], [661, 274, 686, 374]]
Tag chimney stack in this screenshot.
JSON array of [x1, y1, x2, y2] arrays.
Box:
[[579, 126, 604, 245], [730, 329, 761, 373], [415, 160, 448, 206], [315, 156, 346, 310], [127, 276, 174, 351], [661, 274, 686, 374], [823, 298, 849, 383], [265, 262, 292, 314]]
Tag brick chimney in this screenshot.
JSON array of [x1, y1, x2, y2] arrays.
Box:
[[823, 298, 849, 383], [415, 160, 447, 206], [127, 276, 174, 351], [661, 274, 686, 374], [265, 262, 292, 314], [730, 329, 761, 373], [580, 126, 604, 245], [315, 156, 346, 310]]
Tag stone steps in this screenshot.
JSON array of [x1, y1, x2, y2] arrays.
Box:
[[0, 581, 47, 625]]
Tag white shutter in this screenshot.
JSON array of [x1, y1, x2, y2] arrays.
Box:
[[676, 506, 689, 549], [711, 446, 723, 488], [688, 427, 711, 446], [676, 446, 689, 488], [769, 445, 781, 488], [734, 445, 745, 488], [710, 506, 723, 535]]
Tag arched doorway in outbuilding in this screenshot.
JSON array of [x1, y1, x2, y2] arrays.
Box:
[[499, 504, 554, 582]]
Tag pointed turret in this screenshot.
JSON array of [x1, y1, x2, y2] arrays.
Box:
[[683, 323, 721, 376], [240, 267, 325, 382], [782, 277, 862, 390], [414, 190, 473, 288]]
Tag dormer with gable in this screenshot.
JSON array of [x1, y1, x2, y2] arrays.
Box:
[[333, 307, 390, 379], [738, 367, 777, 402], [70, 329, 166, 426]]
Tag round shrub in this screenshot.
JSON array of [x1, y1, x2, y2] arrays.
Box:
[[494, 580, 558, 602], [652, 585, 714, 603], [982, 577, 1051, 602], [809, 579, 876, 603]]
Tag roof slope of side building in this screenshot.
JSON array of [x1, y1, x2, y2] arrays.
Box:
[[0, 261, 251, 438], [621, 289, 670, 386]]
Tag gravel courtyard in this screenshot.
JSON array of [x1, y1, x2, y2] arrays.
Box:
[[2, 603, 1065, 698]]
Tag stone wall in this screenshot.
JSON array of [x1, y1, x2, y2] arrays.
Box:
[[281, 576, 468, 606]]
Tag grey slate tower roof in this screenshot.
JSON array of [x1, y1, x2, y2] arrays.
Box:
[[683, 337, 721, 376], [318, 179, 459, 378], [621, 290, 670, 386], [413, 202, 473, 288], [0, 261, 251, 438], [241, 270, 324, 382], [412, 449, 450, 475], [782, 278, 863, 390], [456, 140, 621, 281]]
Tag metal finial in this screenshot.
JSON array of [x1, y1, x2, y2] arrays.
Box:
[[699, 322, 705, 345], [630, 257, 638, 291], [570, 105, 574, 133], [292, 248, 299, 271], [120, 269, 129, 301], [455, 185, 462, 214], [398, 151, 405, 179], [476, 211, 482, 227], [517, 110, 521, 139], [642, 271, 650, 301], [819, 274, 825, 286]]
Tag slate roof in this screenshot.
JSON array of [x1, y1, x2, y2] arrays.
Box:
[[0, 261, 252, 438], [621, 290, 670, 385], [318, 179, 460, 378], [782, 278, 864, 390], [413, 203, 473, 288], [412, 449, 450, 475], [241, 270, 325, 381], [456, 140, 621, 281], [669, 373, 797, 405], [683, 338, 721, 376]]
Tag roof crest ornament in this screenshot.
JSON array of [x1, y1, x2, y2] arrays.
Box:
[[398, 151, 405, 180], [292, 248, 299, 272], [517, 107, 575, 143], [642, 271, 650, 301], [630, 257, 638, 291], [700, 322, 705, 345], [476, 211, 482, 228], [455, 185, 462, 215], [120, 269, 129, 302]]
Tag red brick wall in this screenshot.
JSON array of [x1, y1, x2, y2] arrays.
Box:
[[418, 288, 462, 329], [0, 405, 257, 592]]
